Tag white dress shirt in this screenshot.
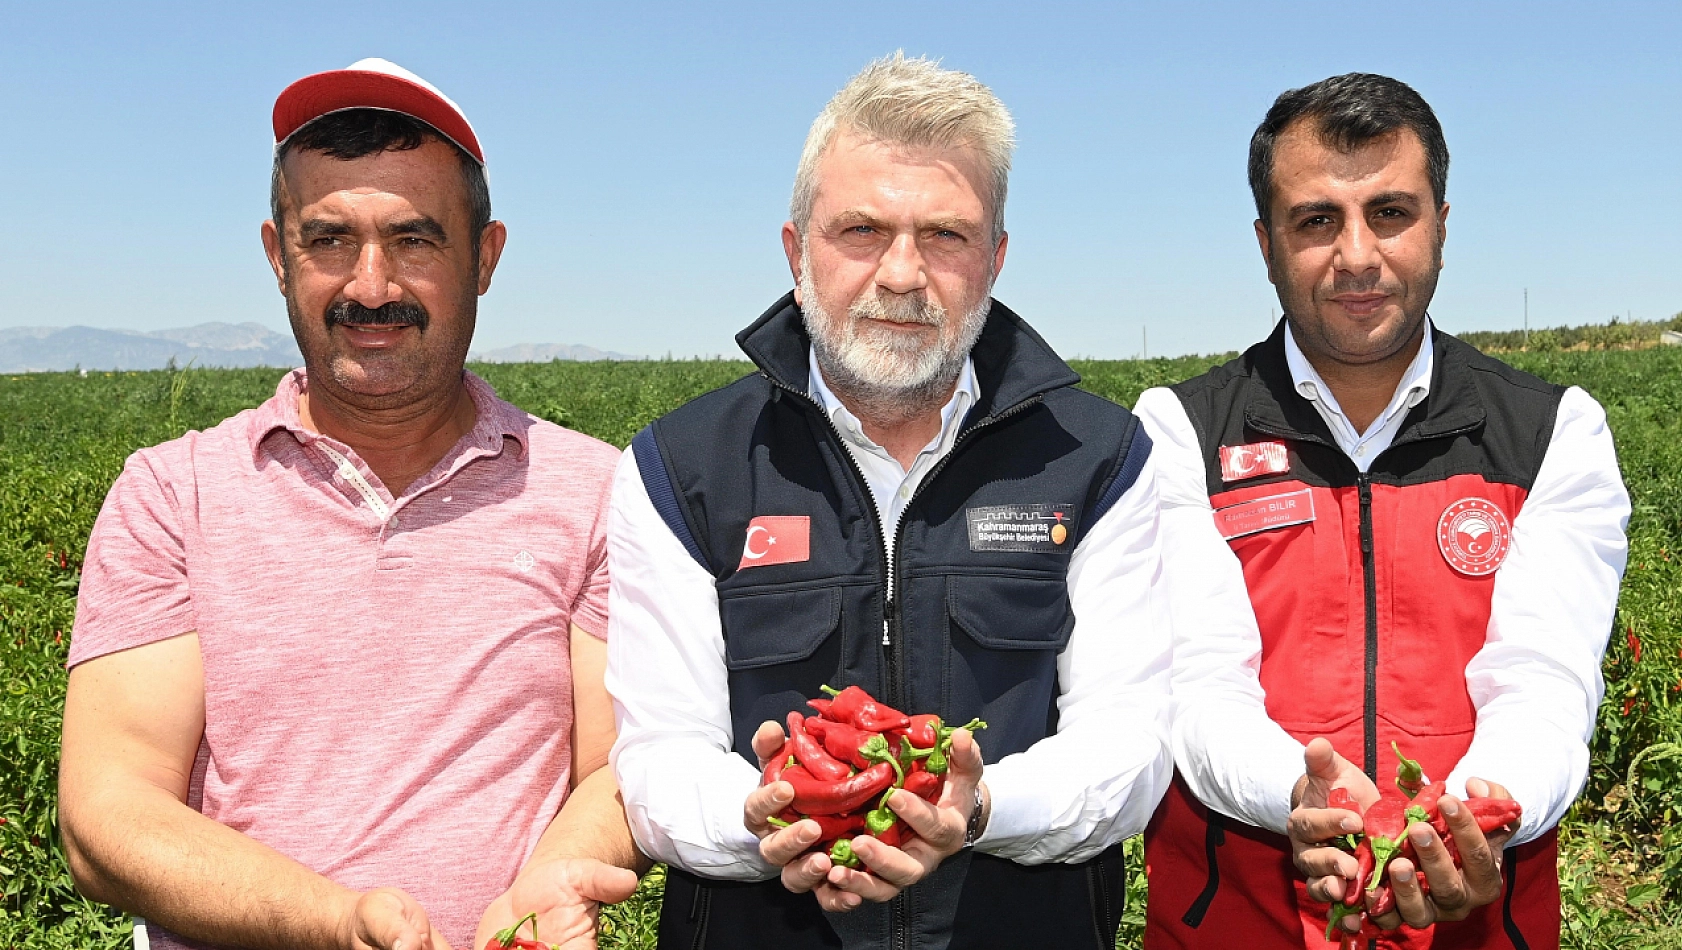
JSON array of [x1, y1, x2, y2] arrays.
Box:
[[608, 354, 1174, 879], [1285, 321, 1434, 472], [1135, 324, 1629, 842]]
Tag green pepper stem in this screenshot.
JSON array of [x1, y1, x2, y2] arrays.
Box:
[[820, 684, 841, 697], [494, 911, 540, 947], [766, 816, 791, 828]]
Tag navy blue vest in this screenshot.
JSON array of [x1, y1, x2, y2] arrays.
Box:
[[634, 293, 1151, 950]]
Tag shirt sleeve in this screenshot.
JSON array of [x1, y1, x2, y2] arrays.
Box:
[[605, 450, 776, 880], [570, 454, 615, 641], [67, 449, 197, 668], [1133, 387, 1306, 834], [1444, 386, 1630, 844], [972, 428, 1174, 862]]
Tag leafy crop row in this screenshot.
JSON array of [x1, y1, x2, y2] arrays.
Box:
[[1, 351, 1677, 947]]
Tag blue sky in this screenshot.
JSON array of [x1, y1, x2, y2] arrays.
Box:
[[3, 1, 1678, 359]]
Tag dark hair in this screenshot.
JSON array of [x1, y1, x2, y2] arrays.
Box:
[[270, 108, 492, 248], [1248, 73, 1448, 227]]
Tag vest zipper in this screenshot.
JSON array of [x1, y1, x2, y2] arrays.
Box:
[[764, 374, 1045, 950], [1357, 472, 1378, 781]]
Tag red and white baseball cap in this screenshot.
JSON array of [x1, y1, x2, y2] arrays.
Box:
[[272, 58, 484, 165]]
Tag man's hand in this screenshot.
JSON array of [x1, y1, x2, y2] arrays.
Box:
[[343, 887, 452, 950], [743, 719, 985, 912], [1370, 778, 1515, 930], [472, 859, 640, 950], [1287, 738, 1381, 907]]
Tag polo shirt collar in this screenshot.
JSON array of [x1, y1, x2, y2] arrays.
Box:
[[247, 368, 530, 465]]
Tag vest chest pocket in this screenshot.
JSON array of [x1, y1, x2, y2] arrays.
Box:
[[719, 586, 843, 670], [947, 574, 1076, 652]]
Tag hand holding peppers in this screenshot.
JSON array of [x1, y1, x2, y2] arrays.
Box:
[[743, 685, 989, 915], [1311, 743, 1522, 938]]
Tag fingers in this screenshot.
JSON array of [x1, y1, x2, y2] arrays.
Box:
[[1303, 737, 1339, 785], [1435, 796, 1505, 915], [353, 888, 434, 950], [1287, 806, 1361, 855], [809, 881, 863, 913], [566, 859, 641, 905], [1304, 867, 1348, 905], [1405, 821, 1466, 916], [752, 720, 787, 768], [758, 816, 826, 866], [779, 850, 835, 895], [1294, 843, 1359, 883], [744, 781, 794, 837], [1386, 854, 1443, 929]]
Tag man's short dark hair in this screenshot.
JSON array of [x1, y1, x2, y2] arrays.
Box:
[[1248, 73, 1448, 227], [269, 108, 492, 250]]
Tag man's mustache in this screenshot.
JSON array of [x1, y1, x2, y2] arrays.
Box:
[[324, 300, 430, 332], [851, 290, 944, 326]]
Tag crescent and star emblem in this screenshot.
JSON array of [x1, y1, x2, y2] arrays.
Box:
[[742, 524, 777, 560]]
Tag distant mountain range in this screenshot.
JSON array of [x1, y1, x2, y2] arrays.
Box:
[[0, 323, 633, 373]]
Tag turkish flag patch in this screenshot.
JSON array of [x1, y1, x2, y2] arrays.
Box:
[[1437, 498, 1512, 577], [738, 516, 811, 569], [1219, 441, 1290, 482]]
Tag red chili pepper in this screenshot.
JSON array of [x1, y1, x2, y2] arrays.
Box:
[[806, 718, 875, 770], [1346, 839, 1373, 907], [1623, 696, 1637, 717], [903, 767, 943, 803], [1463, 797, 1523, 834], [1410, 781, 1446, 818], [783, 762, 897, 815], [1627, 626, 1642, 663], [787, 711, 851, 781], [819, 684, 910, 732], [806, 696, 837, 719], [1326, 787, 1358, 813], [782, 810, 866, 840], [906, 714, 942, 749], [874, 820, 910, 848], [761, 742, 794, 786]]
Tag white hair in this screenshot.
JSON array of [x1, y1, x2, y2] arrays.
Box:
[[790, 52, 1016, 242]]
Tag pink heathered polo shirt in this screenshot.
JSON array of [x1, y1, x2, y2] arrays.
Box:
[[70, 369, 619, 949]]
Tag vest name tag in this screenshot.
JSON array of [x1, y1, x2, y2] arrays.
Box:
[[1213, 488, 1316, 540], [966, 504, 1076, 552]]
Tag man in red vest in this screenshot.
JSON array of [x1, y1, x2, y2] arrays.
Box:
[[1136, 73, 1629, 949]]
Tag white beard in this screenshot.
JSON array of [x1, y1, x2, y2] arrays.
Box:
[[798, 253, 989, 426]]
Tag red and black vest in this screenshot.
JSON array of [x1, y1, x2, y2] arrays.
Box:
[[1144, 325, 1566, 950]]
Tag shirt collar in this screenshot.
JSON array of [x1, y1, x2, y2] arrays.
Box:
[[806, 347, 979, 458], [247, 368, 530, 463], [1283, 319, 1435, 428]]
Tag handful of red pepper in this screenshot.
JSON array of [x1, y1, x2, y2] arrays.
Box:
[[1321, 743, 1523, 944], [761, 684, 986, 869]]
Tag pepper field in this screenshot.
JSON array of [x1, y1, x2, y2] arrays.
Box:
[[2, 350, 1679, 948]]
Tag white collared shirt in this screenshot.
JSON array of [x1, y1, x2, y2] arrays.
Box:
[[807, 349, 978, 561], [1284, 321, 1434, 472], [607, 347, 1172, 878], [1134, 329, 1628, 841]]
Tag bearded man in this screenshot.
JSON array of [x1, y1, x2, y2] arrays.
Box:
[[59, 59, 641, 950], [1136, 74, 1629, 949], [606, 54, 1172, 950]]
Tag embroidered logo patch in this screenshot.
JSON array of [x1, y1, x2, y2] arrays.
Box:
[[1437, 498, 1512, 577], [738, 516, 811, 569], [966, 504, 1076, 552], [1219, 441, 1291, 482], [1213, 488, 1315, 540]]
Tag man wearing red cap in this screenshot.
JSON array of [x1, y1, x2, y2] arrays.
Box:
[[57, 59, 642, 950]]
